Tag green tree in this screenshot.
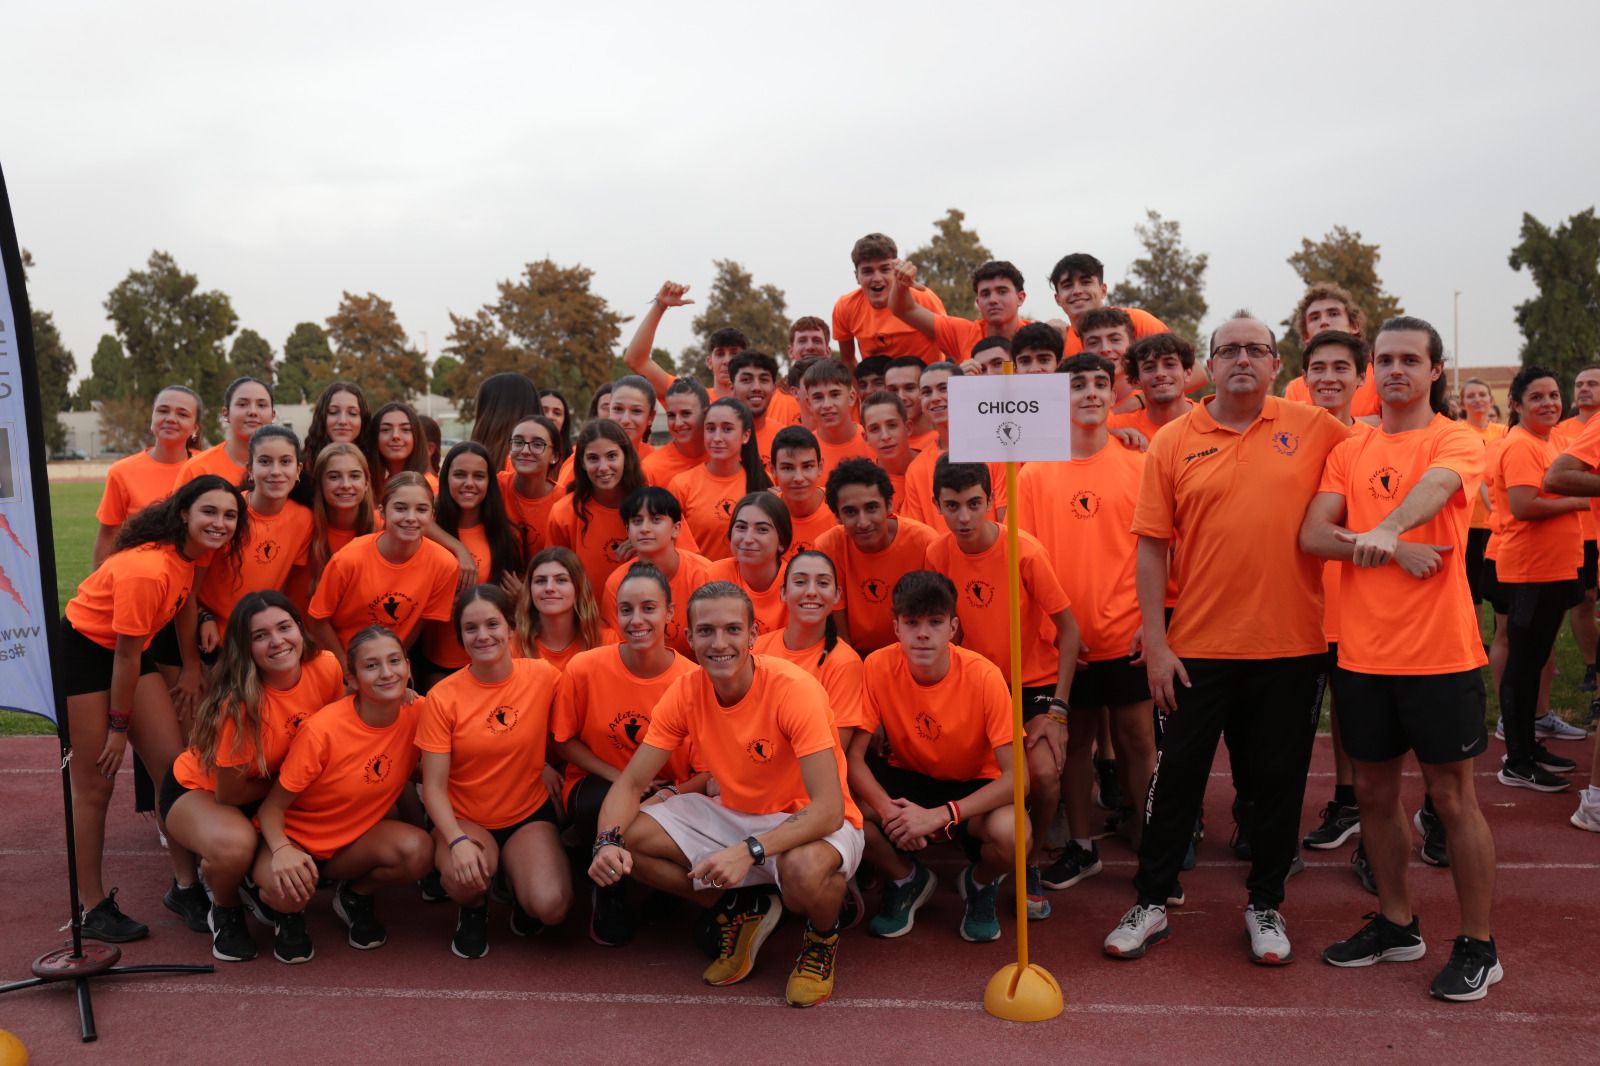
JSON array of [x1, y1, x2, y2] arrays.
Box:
[[1109, 209, 1209, 346], [1509, 207, 1600, 382], [688, 259, 789, 382], [1278, 225, 1404, 382], [74, 335, 130, 408], [30, 311, 76, 453], [227, 328, 275, 388], [104, 251, 238, 428], [276, 321, 336, 404], [325, 292, 428, 407], [444, 259, 626, 420], [431, 354, 465, 400], [908, 208, 993, 321]]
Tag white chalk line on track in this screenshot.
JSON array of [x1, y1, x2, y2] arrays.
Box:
[[109, 979, 1577, 1026]]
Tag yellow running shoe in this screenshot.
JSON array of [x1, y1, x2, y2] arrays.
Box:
[[785, 927, 839, 1008], [702, 890, 783, 986]]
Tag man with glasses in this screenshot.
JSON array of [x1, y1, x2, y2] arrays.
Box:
[[1103, 314, 1350, 966]]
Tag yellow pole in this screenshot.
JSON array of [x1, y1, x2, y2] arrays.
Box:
[[983, 367, 1063, 1022]]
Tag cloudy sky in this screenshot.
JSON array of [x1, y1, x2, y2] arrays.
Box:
[[12, 1, 1600, 385]]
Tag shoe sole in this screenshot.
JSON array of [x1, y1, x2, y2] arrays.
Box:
[[1323, 942, 1427, 968], [1411, 812, 1450, 868], [1041, 859, 1103, 891], [1496, 770, 1571, 793], [1251, 947, 1294, 965], [1535, 761, 1577, 773], [333, 890, 388, 950], [704, 898, 783, 986], [1431, 960, 1504, 1002], [207, 909, 258, 963], [450, 940, 490, 960], [165, 895, 212, 934], [869, 871, 937, 939], [81, 924, 149, 944], [272, 925, 315, 965], [1303, 822, 1361, 850], [1105, 922, 1169, 960], [786, 989, 832, 1009], [956, 872, 1001, 943], [1570, 811, 1600, 833]]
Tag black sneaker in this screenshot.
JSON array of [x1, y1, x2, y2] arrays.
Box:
[[510, 899, 543, 938], [1532, 743, 1577, 774], [1413, 807, 1450, 867], [1230, 798, 1253, 860], [1303, 802, 1361, 850], [82, 889, 149, 943], [163, 879, 211, 933], [333, 881, 388, 949], [1095, 758, 1122, 811], [589, 884, 633, 947], [1351, 843, 1377, 895], [451, 903, 490, 959], [1581, 665, 1597, 693], [272, 911, 315, 964], [238, 877, 280, 928], [1430, 936, 1503, 1001], [1323, 912, 1426, 967], [418, 869, 447, 903], [1041, 841, 1103, 890], [208, 903, 258, 962], [1497, 759, 1572, 793]]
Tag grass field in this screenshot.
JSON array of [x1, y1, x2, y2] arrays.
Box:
[[3, 481, 1594, 738]]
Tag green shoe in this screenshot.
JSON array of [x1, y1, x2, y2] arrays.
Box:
[[867, 862, 936, 938], [958, 865, 1001, 943]]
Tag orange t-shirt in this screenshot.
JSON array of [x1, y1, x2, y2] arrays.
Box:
[[1281, 376, 1311, 404], [765, 391, 805, 430], [1487, 425, 1582, 584], [784, 501, 841, 560], [932, 316, 1033, 365], [1465, 421, 1510, 529], [306, 533, 458, 648], [898, 447, 1006, 527], [832, 286, 947, 364], [1318, 421, 1376, 644], [816, 427, 877, 476], [171, 651, 345, 791], [642, 656, 862, 827], [707, 557, 787, 637], [1320, 414, 1487, 674], [198, 501, 314, 625], [924, 529, 1070, 688], [547, 495, 699, 592], [551, 645, 700, 803], [753, 630, 866, 730], [96, 451, 184, 526], [525, 630, 619, 672], [1552, 417, 1596, 541], [1558, 414, 1600, 530], [65, 543, 196, 651], [1133, 396, 1351, 660], [601, 550, 714, 657], [176, 443, 246, 488], [1015, 440, 1143, 662], [1060, 308, 1166, 356], [642, 442, 706, 489], [667, 465, 749, 562], [1350, 366, 1380, 419], [816, 517, 939, 653], [1109, 400, 1196, 445], [420, 524, 491, 670], [276, 696, 421, 859], [497, 470, 561, 559], [415, 658, 562, 829], [1482, 435, 1511, 563], [860, 644, 1013, 781]]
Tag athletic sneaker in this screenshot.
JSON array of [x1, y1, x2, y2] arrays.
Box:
[[785, 927, 839, 1008], [1287, 853, 1306, 879], [451, 903, 489, 959], [1103, 904, 1168, 959], [1414, 806, 1449, 867], [1534, 712, 1588, 741], [1497, 759, 1572, 793], [1430, 936, 1503, 1002], [238, 878, 280, 928], [82, 889, 149, 943], [958, 866, 1002, 943], [589, 884, 632, 947], [207, 904, 257, 962], [509, 900, 542, 938], [868, 862, 936, 939], [418, 869, 447, 903], [1167, 881, 1186, 908], [838, 877, 864, 931], [1230, 798, 1253, 861], [703, 889, 782, 986], [1570, 791, 1600, 833], [1303, 802, 1361, 850], [1532, 743, 1577, 773], [163, 879, 211, 933], [272, 911, 314, 964], [1351, 843, 1377, 895], [1095, 758, 1122, 811], [1245, 905, 1292, 965], [1322, 911, 1426, 967], [1041, 841, 1102, 890], [333, 881, 387, 949], [1024, 865, 1051, 920]]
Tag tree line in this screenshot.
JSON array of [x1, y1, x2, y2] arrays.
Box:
[[26, 206, 1600, 456]]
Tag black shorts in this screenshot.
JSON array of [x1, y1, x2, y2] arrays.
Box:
[[158, 762, 264, 822], [1504, 576, 1585, 625], [1021, 684, 1057, 722], [408, 647, 454, 694], [868, 756, 990, 862], [488, 799, 558, 849], [1069, 655, 1150, 709], [59, 619, 159, 698], [1330, 667, 1487, 764], [1581, 540, 1598, 593], [1481, 557, 1510, 616], [1465, 528, 1492, 605]]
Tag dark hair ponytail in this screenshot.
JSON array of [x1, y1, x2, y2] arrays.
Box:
[[708, 397, 771, 495]]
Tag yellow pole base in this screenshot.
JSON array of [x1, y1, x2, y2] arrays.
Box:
[[0, 1029, 28, 1066], [983, 962, 1064, 1022]]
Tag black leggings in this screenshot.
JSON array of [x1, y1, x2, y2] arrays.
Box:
[[1499, 579, 1581, 766]]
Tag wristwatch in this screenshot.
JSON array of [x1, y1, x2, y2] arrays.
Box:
[[744, 836, 766, 866]]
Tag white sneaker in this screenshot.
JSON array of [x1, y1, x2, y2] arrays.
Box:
[[1572, 792, 1600, 833], [1103, 904, 1168, 959], [1535, 712, 1589, 741], [1493, 718, 1505, 741], [1245, 904, 1293, 965]]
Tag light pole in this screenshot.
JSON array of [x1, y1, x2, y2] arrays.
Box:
[[1452, 290, 1461, 395]]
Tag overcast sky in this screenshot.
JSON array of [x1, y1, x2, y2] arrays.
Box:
[[12, 1, 1600, 387]]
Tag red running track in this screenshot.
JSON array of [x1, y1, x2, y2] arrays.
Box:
[[1, 734, 1596, 1064]]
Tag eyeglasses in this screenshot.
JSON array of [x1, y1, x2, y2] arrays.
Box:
[[1211, 343, 1275, 361], [509, 438, 549, 454]]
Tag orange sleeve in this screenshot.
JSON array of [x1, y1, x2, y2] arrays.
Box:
[[550, 672, 581, 743], [1499, 434, 1549, 489], [212, 714, 259, 770], [413, 696, 454, 755], [1021, 537, 1071, 616], [857, 656, 885, 735], [977, 660, 1015, 751], [547, 500, 576, 548], [306, 548, 351, 621], [1563, 415, 1600, 469], [823, 649, 867, 730], [775, 675, 837, 759], [95, 469, 131, 526], [1130, 435, 1178, 539], [110, 567, 174, 639], [931, 315, 971, 362], [831, 293, 857, 345], [419, 546, 459, 622], [639, 677, 689, 753], [1318, 434, 1356, 498], [276, 720, 330, 795]]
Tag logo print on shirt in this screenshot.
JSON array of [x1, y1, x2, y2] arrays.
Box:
[[965, 580, 995, 608], [284, 710, 310, 736], [368, 591, 417, 627], [861, 578, 888, 603], [254, 539, 281, 565], [364, 752, 392, 785], [1368, 466, 1402, 501], [718, 498, 735, 517], [1069, 490, 1101, 519], [1271, 431, 1301, 456], [607, 711, 649, 751], [605, 538, 629, 563], [1182, 447, 1219, 464], [746, 737, 775, 763], [914, 711, 942, 741], [486, 704, 520, 735]]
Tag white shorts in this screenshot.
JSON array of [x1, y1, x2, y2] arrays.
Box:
[[638, 792, 864, 892]]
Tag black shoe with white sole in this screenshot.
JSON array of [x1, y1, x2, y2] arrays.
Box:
[[163, 879, 211, 933], [1303, 802, 1361, 850], [333, 881, 387, 949], [451, 903, 490, 959], [1532, 743, 1577, 774], [208, 903, 258, 962], [1497, 759, 1572, 792], [272, 911, 314, 964], [1413, 807, 1449, 867], [1322, 912, 1426, 967], [1430, 936, 1503, 1001]]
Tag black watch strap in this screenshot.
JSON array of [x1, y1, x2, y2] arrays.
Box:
[[744, 835, 766, 866]]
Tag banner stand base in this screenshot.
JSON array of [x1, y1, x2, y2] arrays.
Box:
[[0, 942, 213, 1042]]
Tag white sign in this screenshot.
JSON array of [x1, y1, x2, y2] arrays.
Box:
[[947, 373, 1072, 463]]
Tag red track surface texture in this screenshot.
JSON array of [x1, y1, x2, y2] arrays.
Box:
[[2, 734, 1596, 1064]]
